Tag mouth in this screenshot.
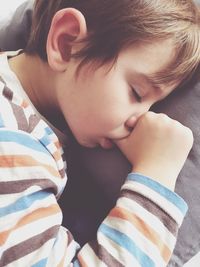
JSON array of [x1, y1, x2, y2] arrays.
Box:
[[99, 130, 133, 149], [99, 138, 114, 149]]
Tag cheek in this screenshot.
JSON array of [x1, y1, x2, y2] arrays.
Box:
[[87, 98, 131, 135], [79, 96, 124, 130], [65, 73, 131, 136], [91, 104, 128, 134], [70, 103, 125, 137]]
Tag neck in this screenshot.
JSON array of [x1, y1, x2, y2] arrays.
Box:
[[8, 52, 66, 129]]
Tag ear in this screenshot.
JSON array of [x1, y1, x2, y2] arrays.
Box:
[[46, 8, 87, 72]]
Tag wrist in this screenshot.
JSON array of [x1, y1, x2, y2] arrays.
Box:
[[131, 167, 176, 191]]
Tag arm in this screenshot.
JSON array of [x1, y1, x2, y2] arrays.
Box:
[[77, 173, 187, 266], [0, 129, 187, 266]]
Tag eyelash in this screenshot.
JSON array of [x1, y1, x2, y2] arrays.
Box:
[[131, 87, 142, 102]]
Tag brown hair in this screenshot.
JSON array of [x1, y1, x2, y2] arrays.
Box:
[[26, 0, 200, 86]]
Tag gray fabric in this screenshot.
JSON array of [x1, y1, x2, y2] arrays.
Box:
[[0, 1, 200, 266], [0, 0, 33, 51]]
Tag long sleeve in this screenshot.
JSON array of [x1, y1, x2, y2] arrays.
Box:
[[75, 174, 187, 267], [0, 127, 187, 266]]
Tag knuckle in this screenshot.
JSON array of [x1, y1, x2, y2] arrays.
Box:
[[157, 113, 170, 125], [157, 113, 169, 119], [176, 124, 194, 147], [142, 111, 154, 120], [183, 127, 194, 144], [143, 111, 161, 122]]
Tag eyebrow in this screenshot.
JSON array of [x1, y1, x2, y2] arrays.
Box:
[[141, 74, 164, 93]]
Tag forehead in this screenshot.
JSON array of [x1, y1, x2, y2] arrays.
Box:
[[118, 38, 176, 77]]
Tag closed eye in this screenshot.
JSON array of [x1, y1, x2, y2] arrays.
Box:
[[131, 87, 142, 102]]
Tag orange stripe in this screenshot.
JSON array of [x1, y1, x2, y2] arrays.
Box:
[[56, 245, 68, 267], [110, 207, 171, 262], [53, 151, 61, 162], [0, 204, 60, 246], [0, 155, 60, 178], [21, 99, 29, 108], [54, 140, 61, 149], [56, 255, 65, 267], [78, 254, 88, 267]]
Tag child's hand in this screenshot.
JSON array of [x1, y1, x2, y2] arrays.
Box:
[[115, 111, 193, 190]]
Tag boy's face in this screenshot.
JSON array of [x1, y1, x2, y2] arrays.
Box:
[[58, 39, 177, 149]]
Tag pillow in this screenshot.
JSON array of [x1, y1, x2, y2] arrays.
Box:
[[0, 0, 33, 51], [0, 2, 200, 266], [0, 0, 27, 27]]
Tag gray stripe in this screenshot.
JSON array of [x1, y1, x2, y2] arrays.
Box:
[[3, 86, 13, 101], [3, 84, 40, 133], [0, 225, 60, 267], [28, 114, 41, 133], [67, 230, 74, 245], [121, 189, 177, 236], [59, 168, 66, 179], [0, 179, 58, 195], [10, 101, 29, 131], [3, 81, 29, 131], [89, 240, 125, 267]]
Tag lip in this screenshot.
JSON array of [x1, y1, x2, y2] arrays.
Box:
[[111, 132, 131, 142], [100, 131, 133, 148], [99, 138, 114, 149]]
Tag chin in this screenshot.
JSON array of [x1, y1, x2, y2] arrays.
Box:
[[78, 139, 98, 148]]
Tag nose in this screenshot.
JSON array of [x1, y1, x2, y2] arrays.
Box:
[[125, 102, 152, 129]]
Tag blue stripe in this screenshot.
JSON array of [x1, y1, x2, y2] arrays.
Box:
[[128, 173, 188, 215], [0, 130, 49, 155], [73, 260, 81, 267], [45, 126, 54, 136], [32, 258, 48, 267], [0, 114, 4, 127], [100, 223, 155, 267], [0, 191, 51, 217], [40, 135, 50, 146]]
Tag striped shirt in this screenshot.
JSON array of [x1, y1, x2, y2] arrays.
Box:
[[0, 52, 187, 266]]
